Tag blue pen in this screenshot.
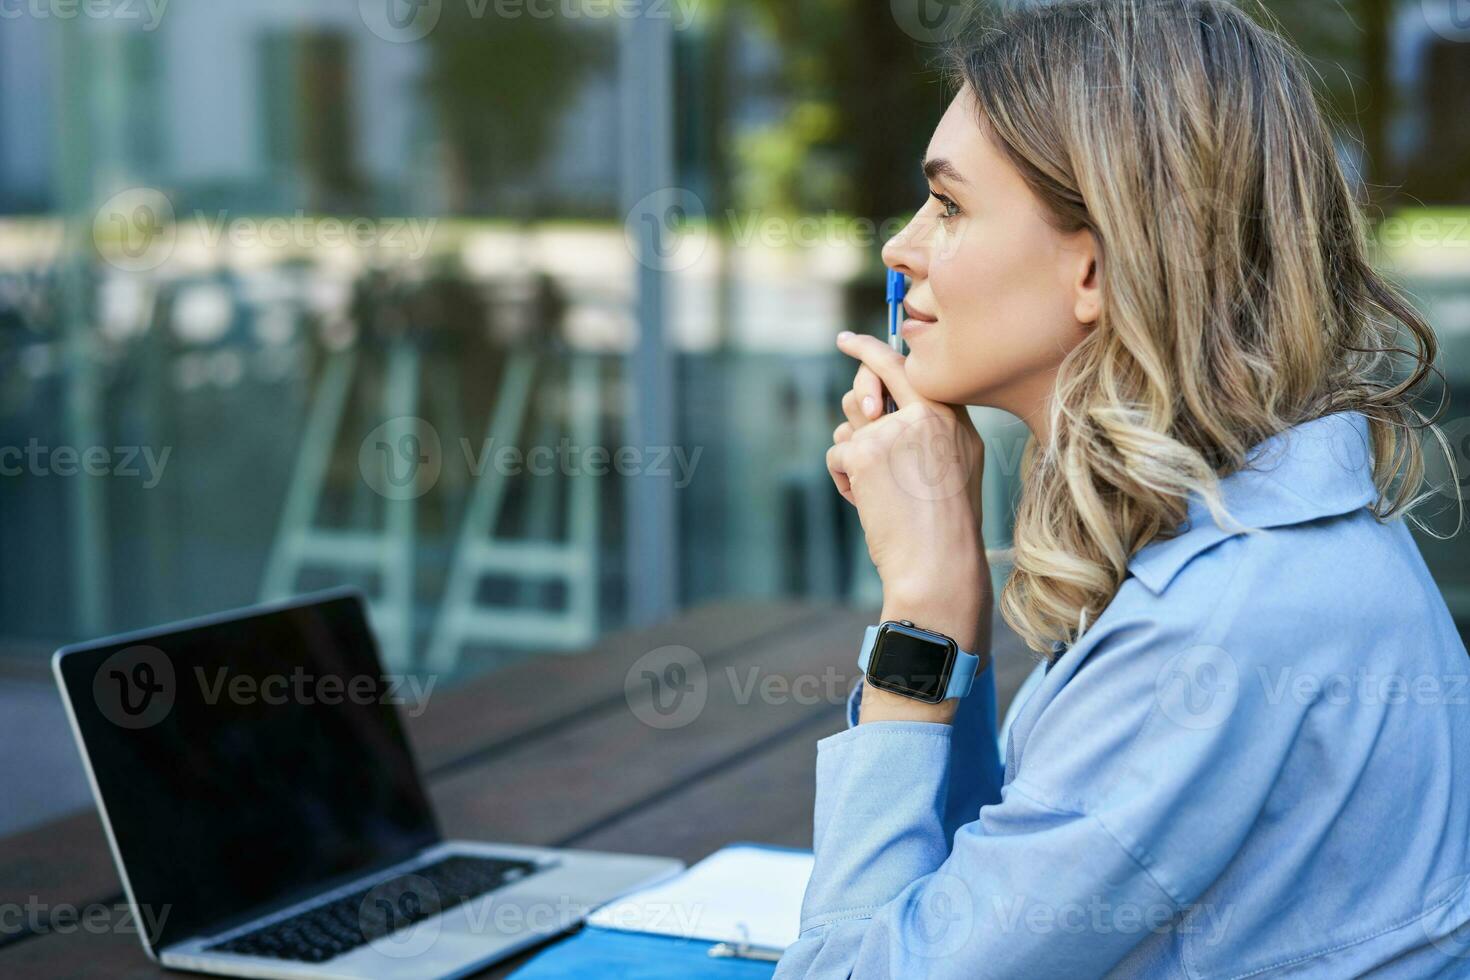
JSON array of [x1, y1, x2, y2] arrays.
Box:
[[884, 268, 908, 413]]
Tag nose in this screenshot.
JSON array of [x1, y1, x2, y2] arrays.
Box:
[[881, 211, 930, 284]]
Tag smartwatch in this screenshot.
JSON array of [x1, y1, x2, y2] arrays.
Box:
[[858, 620, 982, 703]]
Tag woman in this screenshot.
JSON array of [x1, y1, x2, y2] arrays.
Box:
[[780, 1, 1470, 976]]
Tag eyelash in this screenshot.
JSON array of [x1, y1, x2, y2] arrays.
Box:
[[929, 190, 962, 220]]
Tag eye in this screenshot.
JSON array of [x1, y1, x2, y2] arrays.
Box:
[[929, 189, 962, 220]]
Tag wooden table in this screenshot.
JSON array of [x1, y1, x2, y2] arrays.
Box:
[[0, 600, 1035, 977]]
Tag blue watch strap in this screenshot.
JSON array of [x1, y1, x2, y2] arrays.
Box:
[[859, 622, 981, 700]]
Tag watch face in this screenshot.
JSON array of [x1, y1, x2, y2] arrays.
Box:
[[867, 623, 957, 703]]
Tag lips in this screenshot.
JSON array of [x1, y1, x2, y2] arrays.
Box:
[[903, 300, 937, 323]]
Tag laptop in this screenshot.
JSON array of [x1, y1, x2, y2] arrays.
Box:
[[53, 588, 682, 979]]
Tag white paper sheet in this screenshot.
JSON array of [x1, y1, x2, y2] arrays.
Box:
[[587, 845, 814, 951]]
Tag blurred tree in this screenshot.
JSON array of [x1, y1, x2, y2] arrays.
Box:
[[424, 6, 610, 215], [704, 0, 954, 229]]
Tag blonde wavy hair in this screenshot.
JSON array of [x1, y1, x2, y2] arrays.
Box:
[[943, 0, 1455, 655]]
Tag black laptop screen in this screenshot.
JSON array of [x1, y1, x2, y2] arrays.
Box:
[[56, 593, 440, 952]]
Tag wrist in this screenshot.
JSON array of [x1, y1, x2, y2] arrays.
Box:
[[880, 580, 991, 660], [859, 681, 960, 725], [859, 592, 993, 727]]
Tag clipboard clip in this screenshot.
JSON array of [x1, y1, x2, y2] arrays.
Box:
[[707, 922, 784, 963]]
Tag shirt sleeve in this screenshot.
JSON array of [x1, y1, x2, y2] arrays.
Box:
[[842, 662, 1004, 843], [776, 603, 1303, 978]]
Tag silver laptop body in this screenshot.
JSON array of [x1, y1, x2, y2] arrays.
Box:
[[53, 589, 681, 979]]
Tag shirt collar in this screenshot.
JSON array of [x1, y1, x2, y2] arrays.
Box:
[[1126, 410, 1378, 594]]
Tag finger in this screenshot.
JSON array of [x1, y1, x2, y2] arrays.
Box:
[[835, 331, 917, 408], [833, 421, 853, 444], [825, 443, 854, 505], [946, 401, 980, 437], [840, 390, 869, 431], [853, 365, 885, 420]]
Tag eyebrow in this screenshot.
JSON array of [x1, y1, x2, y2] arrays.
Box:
[[922, 157, 969, 186]]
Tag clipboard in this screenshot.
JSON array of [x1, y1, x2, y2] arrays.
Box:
[[509, 843, 813, 978]]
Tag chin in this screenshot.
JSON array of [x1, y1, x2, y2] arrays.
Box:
[[908, 351, 1012, 410], [905, 349, 971, 405]]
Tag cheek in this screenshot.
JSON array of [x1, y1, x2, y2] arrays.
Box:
[[909, 223, 1082, 402]]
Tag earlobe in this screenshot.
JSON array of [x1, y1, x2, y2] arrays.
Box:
[[1074, 247, 1102, 327]]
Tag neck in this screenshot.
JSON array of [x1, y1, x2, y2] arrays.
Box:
[[985, 371, 1058, 448]]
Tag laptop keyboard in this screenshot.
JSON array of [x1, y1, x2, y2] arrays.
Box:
[[207, 854, 545, 964]]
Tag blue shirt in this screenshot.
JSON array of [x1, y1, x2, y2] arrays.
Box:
[[776, 411, 1470, 978]]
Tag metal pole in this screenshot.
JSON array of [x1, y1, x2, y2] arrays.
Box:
[[618, 6, 678, 625], [56, 21, 108, 635]]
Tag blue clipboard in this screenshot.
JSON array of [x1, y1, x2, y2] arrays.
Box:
[[506, 927, 779, 979], [508, 843, 809, 979]]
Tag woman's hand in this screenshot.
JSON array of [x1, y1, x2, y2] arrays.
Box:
[[828, 331, 992, 723]]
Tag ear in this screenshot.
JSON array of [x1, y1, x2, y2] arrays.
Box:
[[1068, 229, 1103, 327]]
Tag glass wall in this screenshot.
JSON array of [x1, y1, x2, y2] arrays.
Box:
[[0, 0, 1466, 685]]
